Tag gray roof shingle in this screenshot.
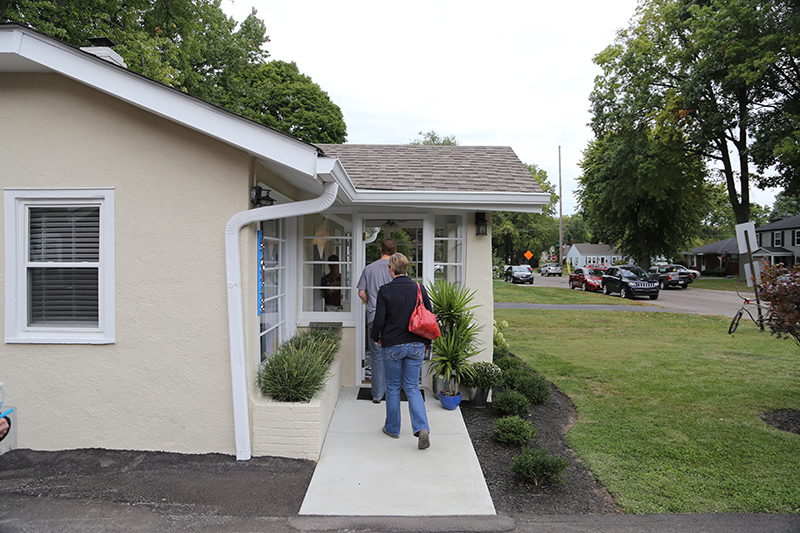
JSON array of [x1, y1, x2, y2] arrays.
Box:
[[756, 214, 800, 232], [316, 144, 541, 194]]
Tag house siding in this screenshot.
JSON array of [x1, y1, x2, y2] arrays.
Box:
[[1, 73, 254, 455]]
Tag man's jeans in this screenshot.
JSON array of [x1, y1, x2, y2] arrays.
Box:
[[382, 342, 430, 437], [367, 322, 385, 400]]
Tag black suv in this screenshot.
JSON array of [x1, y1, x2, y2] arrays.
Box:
[[602, 265, 659, 300]]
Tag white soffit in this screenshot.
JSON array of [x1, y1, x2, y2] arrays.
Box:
[[0, 25, 321, 189]]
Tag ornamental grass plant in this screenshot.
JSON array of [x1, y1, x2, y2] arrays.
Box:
[[257, 329, 340, 403]]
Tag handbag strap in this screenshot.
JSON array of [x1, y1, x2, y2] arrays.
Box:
[[416, 283, 423, 307]]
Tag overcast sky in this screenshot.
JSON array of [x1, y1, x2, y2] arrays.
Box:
[[221, 0, 779, 215]]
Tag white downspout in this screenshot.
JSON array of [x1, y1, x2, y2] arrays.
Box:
[[225, 181, 339, 460]]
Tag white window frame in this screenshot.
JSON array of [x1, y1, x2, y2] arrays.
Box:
[[298, 212, 355, 325], [774, 231, 783, 247], [794, 230, 800, 247], [4, 188, 115, 344]]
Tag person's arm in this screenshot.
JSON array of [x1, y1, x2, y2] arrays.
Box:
[[358, 289, 368, 304], [421, 285, 434, 313], [0, 416, 9, 442], [371, 290, 387, 344]]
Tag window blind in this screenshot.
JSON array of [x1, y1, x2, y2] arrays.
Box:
[[28, 206, 100, 326]]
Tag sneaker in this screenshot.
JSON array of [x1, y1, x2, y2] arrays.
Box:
[[417, 429, 430, 450], [382, 426, 399, 439]]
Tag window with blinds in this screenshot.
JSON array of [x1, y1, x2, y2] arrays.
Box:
[[27, 206, 100, 326], [5, 188, 114, 344]]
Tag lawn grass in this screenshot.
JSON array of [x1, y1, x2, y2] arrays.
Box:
[[495, 308, 800, 514], [492, 279, 645, 306], [691, 277, 743, 291]]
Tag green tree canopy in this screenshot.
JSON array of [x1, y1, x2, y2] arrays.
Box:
[[492, 165, 560, 266], [590, 0, 799, 225], [234, 60, 346, 144], [2, 0, 346, 143], [578, 124, 708, 268], [409, 130, 459, 146]]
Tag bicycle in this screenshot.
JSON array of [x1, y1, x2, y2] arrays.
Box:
[[728, 286, 771, 334]]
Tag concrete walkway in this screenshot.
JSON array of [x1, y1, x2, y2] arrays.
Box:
[[299, 387, 495, 516]]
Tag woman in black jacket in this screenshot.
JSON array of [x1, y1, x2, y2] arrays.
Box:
[[371, 253, 431, 450]]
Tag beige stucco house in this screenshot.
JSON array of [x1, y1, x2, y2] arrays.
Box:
[[0, 25, 548, 460]]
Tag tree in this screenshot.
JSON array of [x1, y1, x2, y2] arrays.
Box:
[[527, 164, 558, 216], [1, 0, 347, 143], [562, 214, 592, 245], [492, 164, 560, 266], [591, 0, 799, 225], [578, 124, 708, 268], [234, 61, 346, 143], [768, 190, 800, 222], [409, 130, 459, 146]]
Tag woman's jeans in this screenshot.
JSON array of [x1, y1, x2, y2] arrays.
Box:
[[383, 342, 430, 436], [367, 322, 385, 400]]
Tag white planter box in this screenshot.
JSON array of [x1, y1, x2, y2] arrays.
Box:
[[251, 357, 342, 460]]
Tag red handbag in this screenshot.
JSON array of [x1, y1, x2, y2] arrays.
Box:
[[409, 284, 441, 340]]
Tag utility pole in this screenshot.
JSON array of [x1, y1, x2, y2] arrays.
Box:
[[558, 146, 563, 265]]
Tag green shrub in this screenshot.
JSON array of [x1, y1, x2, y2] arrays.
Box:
[[509, 447, 570, 485], [506, 368, 551, 406], [463, 361, 504, 390], [494, 353, 524, 372], [493, 319, 510, 355], [257, 329, 340, 402], [493, 415, 537, 446], [492, 389, 531, 416]]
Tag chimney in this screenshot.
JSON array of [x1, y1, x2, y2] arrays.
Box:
[[80, 37, 127, 68]]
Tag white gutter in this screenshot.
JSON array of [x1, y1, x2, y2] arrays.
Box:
[[225, 181, 339, 460]]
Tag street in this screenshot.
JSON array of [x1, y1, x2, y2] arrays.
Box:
[[528, 272, 754, 318]]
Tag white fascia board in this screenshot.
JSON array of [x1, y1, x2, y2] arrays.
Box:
[[345, 190, 549, 213], [2, 27, 319, 184], [316, 157, 356, 202]]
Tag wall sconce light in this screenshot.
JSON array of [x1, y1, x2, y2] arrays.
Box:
[[250, 185, 275, 207], [475, 212, 488, 236]]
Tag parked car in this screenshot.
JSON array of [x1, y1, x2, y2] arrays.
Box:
[[569, 267, 606, 291], [504, 265, 534, 284], [648, 265, 693, 289], [602, 265, 659, 300], [540, 263, 562, 276], [674, 264, 701, 279]]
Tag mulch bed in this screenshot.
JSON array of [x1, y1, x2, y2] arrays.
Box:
[[760, 409, 800, 435], [460, 383, 620, 515]]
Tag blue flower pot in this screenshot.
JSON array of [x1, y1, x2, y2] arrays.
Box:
[[439, 391, 462, 410]]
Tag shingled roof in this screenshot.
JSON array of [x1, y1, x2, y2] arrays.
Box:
[[316, 144, 541, 194]]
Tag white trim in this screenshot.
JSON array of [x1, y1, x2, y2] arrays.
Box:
[[4, 188, 115, 344], [0, 26, 321, 191], [225, 181, 339, 461]]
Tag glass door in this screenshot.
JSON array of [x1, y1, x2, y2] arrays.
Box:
[[360, 218, 424, 385]]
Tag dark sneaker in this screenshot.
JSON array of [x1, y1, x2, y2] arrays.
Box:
[[417, 429, 430, 449], [382, 426, 399, 439]]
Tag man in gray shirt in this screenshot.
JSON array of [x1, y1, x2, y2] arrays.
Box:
[[357, 239, 397, 402]]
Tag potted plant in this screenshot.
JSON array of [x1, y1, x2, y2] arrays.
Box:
[[464, 360, 503, 408], [426, 280, 483, 409]]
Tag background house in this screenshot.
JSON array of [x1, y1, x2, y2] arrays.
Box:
[[755, 214, 800, 267], [1, 25, 549, 460], [683, 237, 739, 276], [565, 243, 625, 268]]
